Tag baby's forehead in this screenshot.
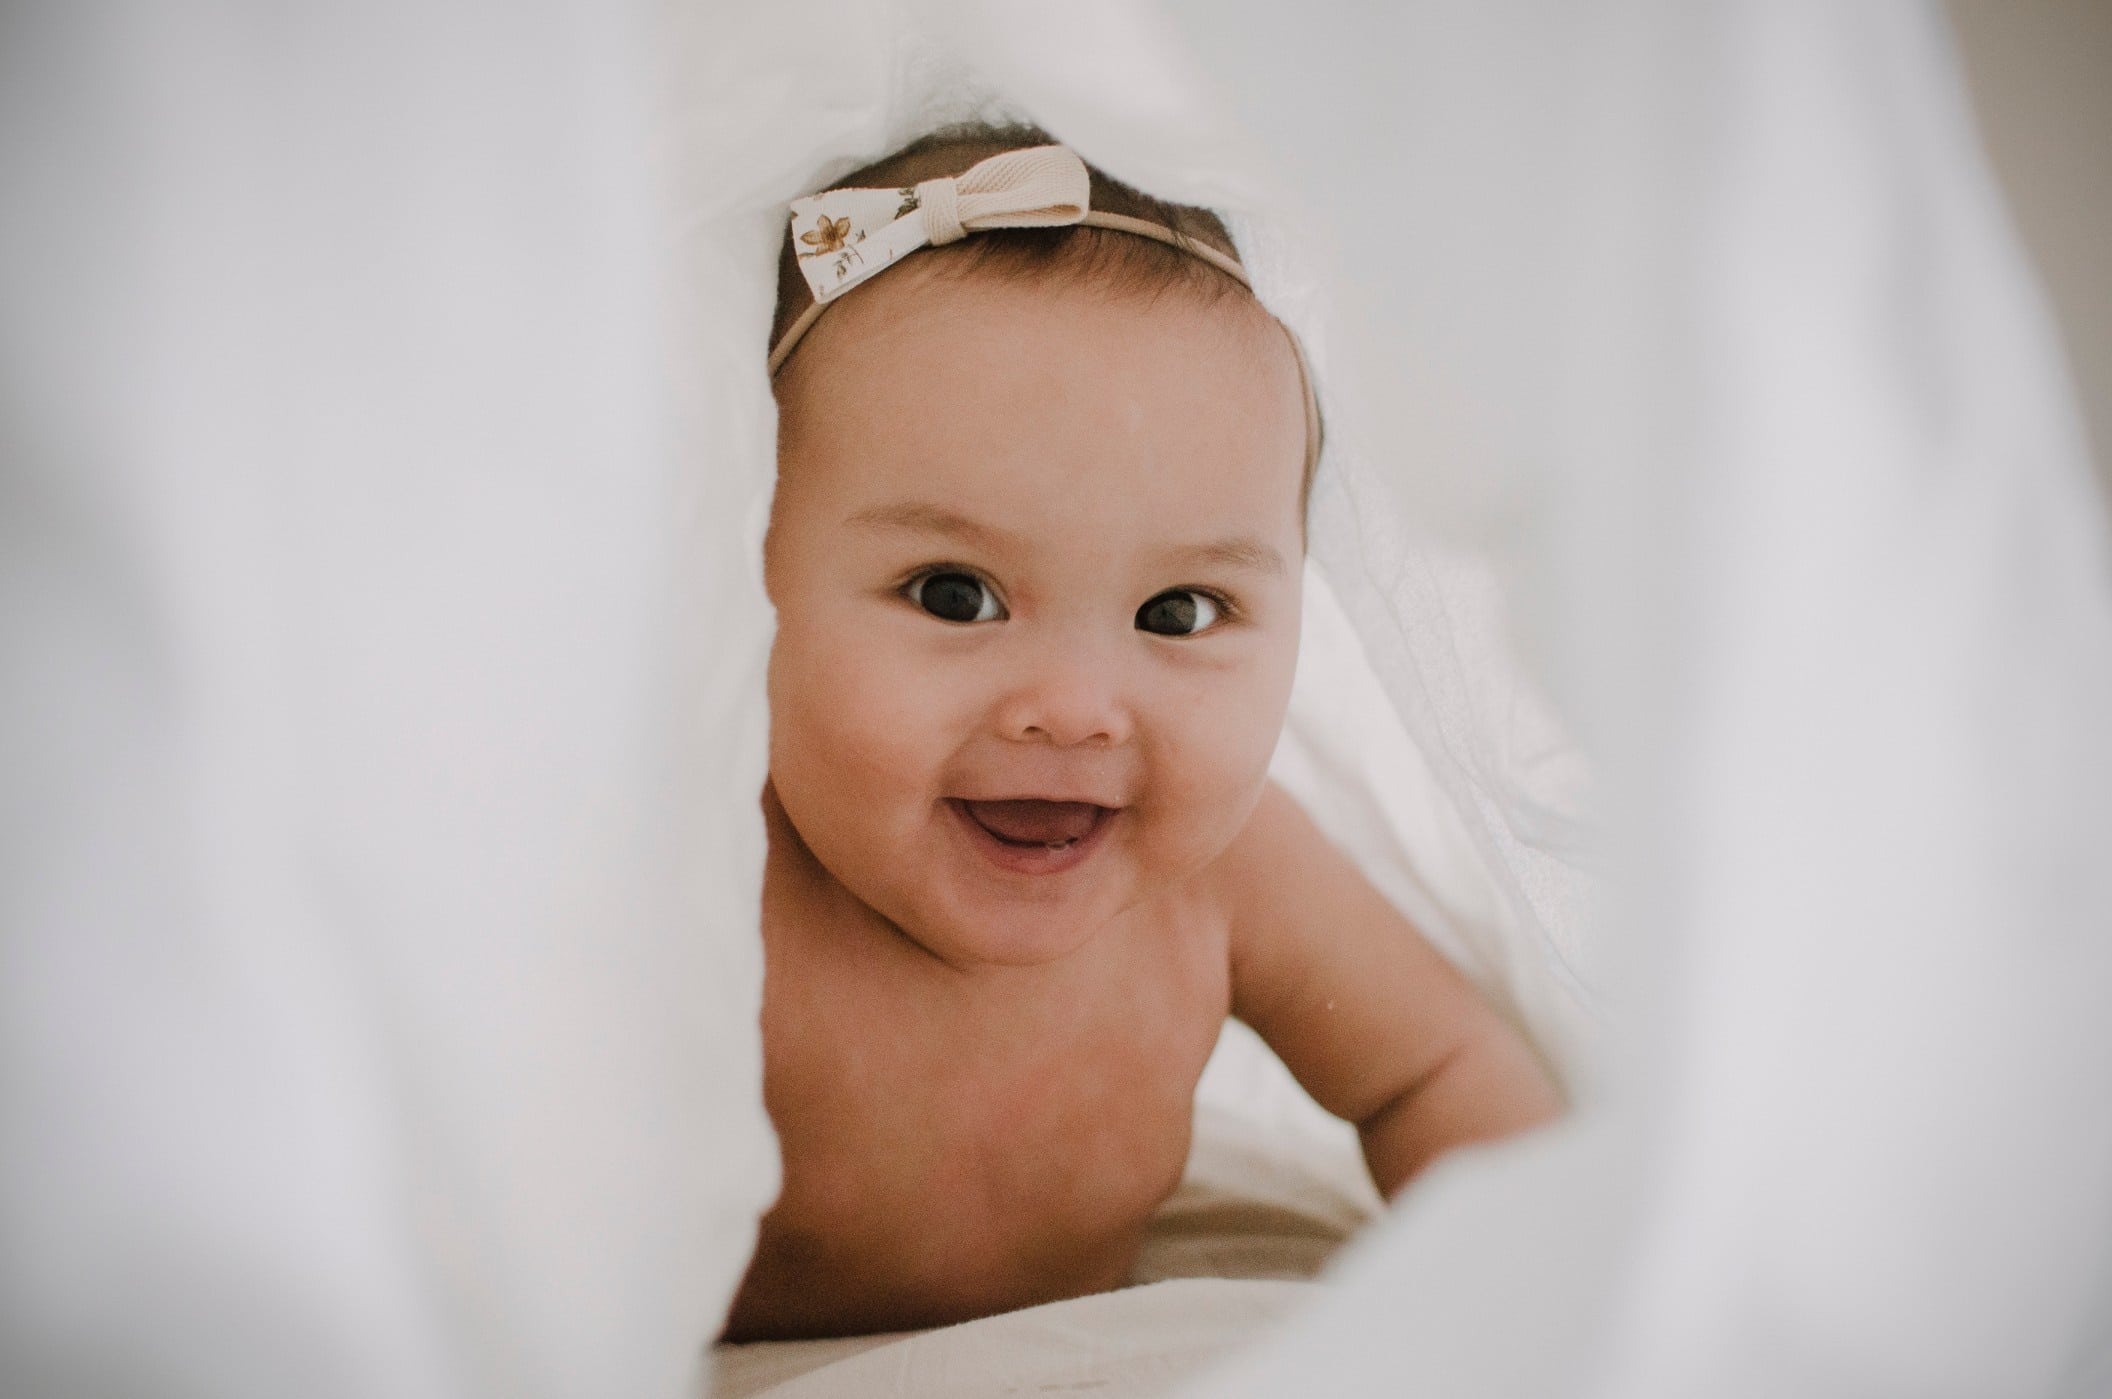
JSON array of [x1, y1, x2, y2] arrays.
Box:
[[783, 258, 1302, 441], [775, 268, 1310, 549], [785, 244, 1289, 388]]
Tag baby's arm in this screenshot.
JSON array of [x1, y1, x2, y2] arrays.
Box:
[[1219, 782, 1562, 1197]]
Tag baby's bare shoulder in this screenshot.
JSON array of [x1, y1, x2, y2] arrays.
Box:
[[1201, 779, 1342, 922], [1208, 780, 1501, 1125]]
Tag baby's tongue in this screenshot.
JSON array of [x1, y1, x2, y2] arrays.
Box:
[[963, 799, 1100, 846]]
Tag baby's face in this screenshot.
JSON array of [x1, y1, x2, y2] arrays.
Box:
[[767, 260, 1308, 967]]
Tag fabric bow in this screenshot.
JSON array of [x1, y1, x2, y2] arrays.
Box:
[[787, 145, 1091, 305]]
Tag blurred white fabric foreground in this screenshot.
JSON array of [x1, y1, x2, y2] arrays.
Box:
[[0, 5, 779, 1397], [5, 5, 2111, 1399], [1144, 3, 2112, 1398]]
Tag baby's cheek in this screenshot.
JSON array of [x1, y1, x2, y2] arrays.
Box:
[[804, 633, 979, 792], [788, 659, 917, 777], [770, 661, 948, 905], [1141, 699, 1280, 871]]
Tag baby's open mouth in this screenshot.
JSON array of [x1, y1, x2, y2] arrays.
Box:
[[957, 798, 1109, 851]]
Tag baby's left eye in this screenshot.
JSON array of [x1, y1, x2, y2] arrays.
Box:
[[1135, 589, 1224, 637]]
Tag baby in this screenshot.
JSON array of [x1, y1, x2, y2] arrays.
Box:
[[725, 127, 1560, 1343]]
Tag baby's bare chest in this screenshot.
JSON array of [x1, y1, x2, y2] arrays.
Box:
[[729, 897, 1231, 1339]]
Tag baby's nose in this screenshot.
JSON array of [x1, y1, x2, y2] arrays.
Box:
[[994, 653, 1134, 749]]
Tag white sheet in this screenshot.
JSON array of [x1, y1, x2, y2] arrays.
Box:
[[2, 7, 779, 1395]]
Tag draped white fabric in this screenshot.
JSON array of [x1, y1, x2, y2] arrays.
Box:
[[4, 2, 2109, 1397], [1140, 4, 2112, 1396], [2, 6, 777, 1396]]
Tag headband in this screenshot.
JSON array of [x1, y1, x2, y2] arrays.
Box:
[[768, 144, 1322, 481]]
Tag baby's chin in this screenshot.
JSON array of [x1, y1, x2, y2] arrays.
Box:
[[870, 867, 1131, 969], [876, 856, 1157, 971]]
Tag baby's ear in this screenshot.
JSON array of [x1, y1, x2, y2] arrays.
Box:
[[757, 476, 813, 610]]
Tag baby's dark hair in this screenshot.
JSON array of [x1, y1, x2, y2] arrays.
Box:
[[770, 123, 1251, 362]]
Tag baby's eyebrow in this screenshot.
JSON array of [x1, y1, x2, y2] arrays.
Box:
[[1164, 537, 1287, 579], [847, 501, 1285, 579], [845, 501, 1022, 551]]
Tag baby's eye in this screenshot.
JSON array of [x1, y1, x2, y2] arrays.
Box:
[[1135, 589, 1224, 637], [908, 570, 1004, 624]]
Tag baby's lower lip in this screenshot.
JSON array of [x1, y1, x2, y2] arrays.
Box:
[[945, 799, 1116, 877]]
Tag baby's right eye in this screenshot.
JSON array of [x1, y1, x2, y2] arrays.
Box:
[[907, 570, 1004, 624]]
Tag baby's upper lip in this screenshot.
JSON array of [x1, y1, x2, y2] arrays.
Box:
[[949, 792, 1126, 810]]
